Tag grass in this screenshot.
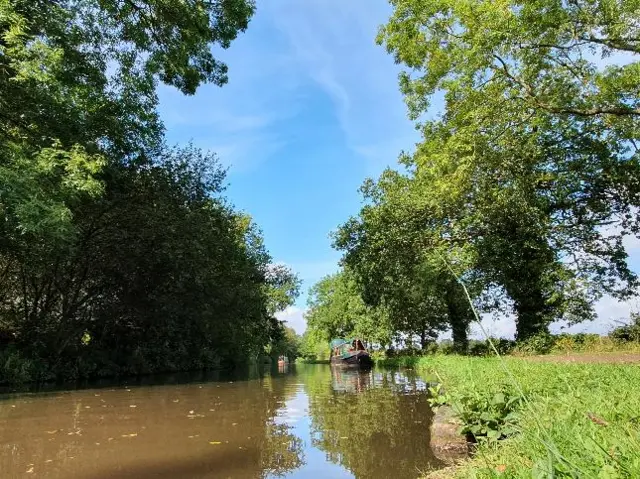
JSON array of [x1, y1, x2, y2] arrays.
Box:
[[546, 336, 640, 355], [377, 355, 640, 478], [513, 333, 640, 356], [295, 358, 330, 364]]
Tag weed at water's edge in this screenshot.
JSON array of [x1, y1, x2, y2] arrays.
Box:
[[383, 355, 640, 478]]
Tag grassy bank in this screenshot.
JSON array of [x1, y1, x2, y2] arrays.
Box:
[[295, 358, 330, 365], [377, 355, 640, 477]]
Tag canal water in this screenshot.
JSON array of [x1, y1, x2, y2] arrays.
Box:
[[0, 365, 465, 478]]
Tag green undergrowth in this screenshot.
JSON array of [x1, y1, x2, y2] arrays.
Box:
[[295, 358, 330, 364], [378, 355, 640, 478]]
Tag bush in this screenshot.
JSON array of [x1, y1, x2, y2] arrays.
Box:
[[395, 345, 422, 356], [468, 340, 491, 356], [0, 347, 36, 385], [424, 342, 440, 354], [493, 337, 517, 355], [466, 338, 513, 356], [438, 340, 456, 355], [514, 332, 556, 355], [552, 333, 602, 352], [449, 388, 522, 443], [369, 350, 387, 362], [609, 313, 640, 343]]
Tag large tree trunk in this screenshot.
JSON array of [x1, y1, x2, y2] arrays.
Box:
[[444, 281, 470, 354], [513, 286, 551, 341], [420, 329, 427, 350]]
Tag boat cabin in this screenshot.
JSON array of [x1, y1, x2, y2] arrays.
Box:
[[330, 338, 366, 358]]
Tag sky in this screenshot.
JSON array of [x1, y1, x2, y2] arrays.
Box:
[[157, 0, 640, 339]]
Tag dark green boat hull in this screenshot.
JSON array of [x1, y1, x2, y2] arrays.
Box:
[[330, 350, 373, 369]]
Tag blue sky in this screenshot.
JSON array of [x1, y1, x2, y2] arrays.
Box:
[[157, 0, 640, 337], [157, 0, 417, 333]]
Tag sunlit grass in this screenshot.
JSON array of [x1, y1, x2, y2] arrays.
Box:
[[378, 355, 640, 478]]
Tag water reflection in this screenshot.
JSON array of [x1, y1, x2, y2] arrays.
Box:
[[305, 367, 445, 479], [0, 366, 459, 479]]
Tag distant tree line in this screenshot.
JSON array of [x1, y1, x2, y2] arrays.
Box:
[[0, 0, 301, 383], [303, 0, 640, 355]]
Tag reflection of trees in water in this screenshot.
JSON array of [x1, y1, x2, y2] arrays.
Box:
[[257, 375, 305, 477], [0, 372, 306, 479], [259, 422, 305, 477], [305, 368, 445, 479]]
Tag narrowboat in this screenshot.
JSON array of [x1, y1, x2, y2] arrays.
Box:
[[277, 355, 288, 365], [329, 338, 373, 368]]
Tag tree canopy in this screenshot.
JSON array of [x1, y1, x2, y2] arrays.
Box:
[[308, 0, 640, 348], [350, 0, 640, 341], [0, 0, 302, 383]]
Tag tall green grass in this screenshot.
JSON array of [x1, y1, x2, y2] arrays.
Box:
[[379, 355, 640, 478]]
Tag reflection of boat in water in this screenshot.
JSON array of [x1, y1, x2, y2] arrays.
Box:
[[308, 368, 464, 477], [329, 338, 373, 369], [277, 355, 289, 365], [277, 355, 289, 373], [330, 367, 373, 394]]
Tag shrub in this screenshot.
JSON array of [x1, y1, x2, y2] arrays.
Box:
[[369, 350, 387, 362], [468, 340, 491, 356], [514, 332, 556, 355], [439, 340, 456, 355], [609, 313, 640, 343], [424, 342, 440, 354], [0, 347, 35, 385], [488, 337, 517, 355], [428, 382, 523, 443], [450, 389, 523, 443]]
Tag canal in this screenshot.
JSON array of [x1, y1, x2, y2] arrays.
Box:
[[0, 365, 466, 478]]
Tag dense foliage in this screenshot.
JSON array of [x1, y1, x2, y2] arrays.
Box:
[[314, 0, 640, 347], [1, 0, 301, 383], [268, 326, 302, 362]]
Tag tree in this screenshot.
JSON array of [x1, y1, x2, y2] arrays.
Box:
[[270, 327, 302, 361], [0, 0, 273, 382], [376, 0, 640, 339], [1, 0, 256, 248], [264, 264, 302, 317], [299, 328, 331, 361], [305, 271, 393, 349], [333, 171, 474, 351], [1, 145, 300, 379]]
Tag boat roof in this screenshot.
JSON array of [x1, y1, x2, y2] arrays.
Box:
[[330, 338, 362, 348]]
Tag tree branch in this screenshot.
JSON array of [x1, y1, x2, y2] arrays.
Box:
[[491, 54, 640, 117]]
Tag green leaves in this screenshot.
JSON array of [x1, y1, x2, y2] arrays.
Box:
[[449, 388, 523, 443], [96, 0, 256, 94], [305, 270, 392, 347], [368, 0, 640, 340], [0, 0, 271, 381], [264, 263, 301, 316], [0, 142, 105, 245]]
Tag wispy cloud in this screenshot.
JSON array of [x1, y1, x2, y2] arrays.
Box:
[[264, 0, 418, 175], [156, 13, 304, 174]]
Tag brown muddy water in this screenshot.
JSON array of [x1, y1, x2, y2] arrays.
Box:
[[0, 365, 466, 479]]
